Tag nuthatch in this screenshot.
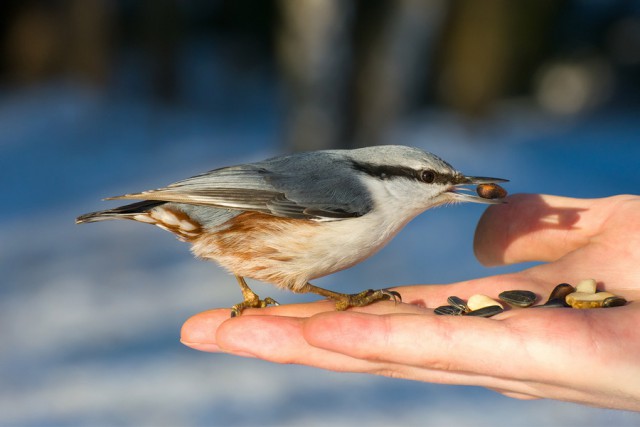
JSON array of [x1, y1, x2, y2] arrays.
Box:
[[77, 145, 507, 316]]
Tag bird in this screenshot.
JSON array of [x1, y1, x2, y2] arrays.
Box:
[[76, 145, 507, 316]]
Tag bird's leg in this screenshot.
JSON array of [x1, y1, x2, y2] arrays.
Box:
[[298, 282, 402, 311], [230, 276, 279, 317]]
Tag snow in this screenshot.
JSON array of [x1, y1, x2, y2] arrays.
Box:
[[1, 81, 639, 426]]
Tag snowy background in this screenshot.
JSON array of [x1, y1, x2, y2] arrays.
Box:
[[2, 84, 640, 427], [1, 2, 640, 426]]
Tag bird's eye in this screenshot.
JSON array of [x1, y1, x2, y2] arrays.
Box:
[[420, 170, 436, 183]]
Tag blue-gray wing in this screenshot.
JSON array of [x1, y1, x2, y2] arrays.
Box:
[[107, 152, 373, 220]]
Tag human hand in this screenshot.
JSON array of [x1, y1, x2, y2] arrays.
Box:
[[181, 194, 640, 411]]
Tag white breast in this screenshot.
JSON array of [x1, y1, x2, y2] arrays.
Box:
[[295, 180, 427, 282]]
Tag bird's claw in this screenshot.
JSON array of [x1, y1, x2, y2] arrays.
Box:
[[380, 289, 402, 303], [334, 288, 402, 310], [230, 296, 279, 317]]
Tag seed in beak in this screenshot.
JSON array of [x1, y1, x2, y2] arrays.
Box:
[[476, 183, 508, 199]]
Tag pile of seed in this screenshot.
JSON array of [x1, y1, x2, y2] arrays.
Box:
[[434, 279, 628, 317]]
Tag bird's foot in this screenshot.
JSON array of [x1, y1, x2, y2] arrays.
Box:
[[230, 296, 279, 317], [231, 276, 279, 317], [333, 288, 402, 311]]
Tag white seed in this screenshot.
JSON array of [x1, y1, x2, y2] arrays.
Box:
[[575, 278, 597, 294], [467, 294, 503, 311], [566, 291, 616, 309]]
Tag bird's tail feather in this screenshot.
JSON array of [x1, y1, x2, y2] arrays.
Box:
[[76, 200, 166, 224]]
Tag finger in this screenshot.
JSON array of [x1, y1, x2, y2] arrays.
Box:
[[304, 305, 640, 408], [489, 388, 540, 400], [302, 310, 572, 383], [182, 308, 627, 409], [200, 311, 589, 404], [180, 268, 557, 355], [474, 194, 599, 266], [183, 310, 545, 394], [180, 307, 503, 380], [180, 309, 229, 352], [215, 315, 378, 369], [180, 300, 431, 352], [179, 272, 545, 353]]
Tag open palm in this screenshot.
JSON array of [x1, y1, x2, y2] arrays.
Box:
[[181, 194, 640, 411]]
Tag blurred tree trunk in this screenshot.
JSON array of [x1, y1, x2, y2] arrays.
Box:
[[65, 0, 113, 86], [435, 0, 558, 116], [3, 2, 63, 84], [277, 0, 448, 150], [276, 0, 355, 151], [142, 0, 182, 103], [351, 0, 446, 147], [3, 0, 113, 86]]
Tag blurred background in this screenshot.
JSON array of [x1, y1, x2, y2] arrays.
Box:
[[1, 0, 640, 425]]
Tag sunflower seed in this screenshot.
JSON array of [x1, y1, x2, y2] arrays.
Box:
[[447, 296, 469, 312], [602, 296, 627, 308], [498, 290, 537, 307], [466, 305, 504, 317], [434, 305, 464, 316], [547, 283, 575, 302]]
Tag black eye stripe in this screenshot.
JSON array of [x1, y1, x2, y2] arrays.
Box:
[[351, 162, 415, 179], [351, 161, 456, 184]]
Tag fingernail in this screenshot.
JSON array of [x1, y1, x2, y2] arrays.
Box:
[[180, 340, 222, 352], [180, 339, 259, 358]]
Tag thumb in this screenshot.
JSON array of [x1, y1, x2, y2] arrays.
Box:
[[473, 194, 598, 266]]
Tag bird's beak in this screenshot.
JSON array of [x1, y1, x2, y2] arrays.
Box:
[[447, 176, 509, 204]]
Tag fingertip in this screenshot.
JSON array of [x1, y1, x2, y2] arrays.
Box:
[[473, 194, 530, 265], [180, 309, 230, 352], [474, 201, 509, 266], [474, 194, 593, 266]]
